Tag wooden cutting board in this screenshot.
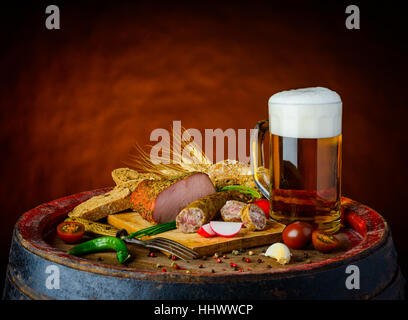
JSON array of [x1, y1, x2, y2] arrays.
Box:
[[107, 212, 285, 256]]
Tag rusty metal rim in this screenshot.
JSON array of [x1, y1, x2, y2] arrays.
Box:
[[15, 195, 389, 284]]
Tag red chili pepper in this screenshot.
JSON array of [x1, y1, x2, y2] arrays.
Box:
[[171, 255, 177, 260], [198, 264, 203, 268], [161, 268, 167, 272], [345, 211, 367, 237], [245, 258, 251, 263], [149, 252, 156, 257], [217, 258, 222, 263], [238, 268, 243, 272]]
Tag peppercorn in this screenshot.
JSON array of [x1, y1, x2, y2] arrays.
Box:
[[211, 269, 215, 273], [257, 258, 263, 263]]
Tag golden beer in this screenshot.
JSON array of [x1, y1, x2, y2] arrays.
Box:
[[269, 134, 342, 232], [251, 87, 342, 233]]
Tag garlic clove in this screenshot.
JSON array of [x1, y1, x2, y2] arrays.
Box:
[[265, 242, 292, 265]]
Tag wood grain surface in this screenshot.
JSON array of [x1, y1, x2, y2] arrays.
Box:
[[107, 211, 285, 256]]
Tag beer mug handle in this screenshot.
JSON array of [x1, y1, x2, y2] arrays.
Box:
[[250, 120, 270, 199]]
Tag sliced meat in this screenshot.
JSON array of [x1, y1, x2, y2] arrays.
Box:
[[130, 172, 215, 224], [240, 203, 267, 231], [221, 200, 247, 222], [176, 191, 253, 233]]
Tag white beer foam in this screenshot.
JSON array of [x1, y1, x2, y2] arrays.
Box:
[[268, 87, 342, 138]]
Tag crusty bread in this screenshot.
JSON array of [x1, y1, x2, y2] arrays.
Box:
[[112, 168, 158, 187], [68, 168, 159, 221], [112, 168, 142, 185], [68, 186, 131, 221]]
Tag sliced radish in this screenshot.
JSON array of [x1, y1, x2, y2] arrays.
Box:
[[209, 221, 244, 237], [197, 223, 216, 237]]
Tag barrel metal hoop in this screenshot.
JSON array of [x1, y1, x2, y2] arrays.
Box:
[[6, 266, 53, 300]]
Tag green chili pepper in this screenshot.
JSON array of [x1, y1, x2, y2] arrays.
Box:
[[67, 236, 130, 264], [218, 185, 262, 199]]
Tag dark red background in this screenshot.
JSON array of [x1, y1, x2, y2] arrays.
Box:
[[1, 1, 407, 292]]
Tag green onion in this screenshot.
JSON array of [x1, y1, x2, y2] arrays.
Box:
[[218, 185, 262, 199], [126, 220, 177, 239]]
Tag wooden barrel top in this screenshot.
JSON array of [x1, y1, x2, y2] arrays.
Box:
[[6, 188, 404, 300], [16, 188, 388, 277]]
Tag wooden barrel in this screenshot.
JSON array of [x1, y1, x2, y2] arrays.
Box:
[[2, 189, 405, 300]]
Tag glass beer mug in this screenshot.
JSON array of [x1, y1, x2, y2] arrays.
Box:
[[251, 87, 342, 233]]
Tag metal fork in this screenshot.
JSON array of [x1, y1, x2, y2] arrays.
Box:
[[121, 237, 199, 261]]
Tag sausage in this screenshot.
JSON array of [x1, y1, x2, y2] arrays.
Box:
[[221, 200, 247, 222], [176, 191, 252, 233], [240, 203, 267, 231], [130, 172, 216, 224]]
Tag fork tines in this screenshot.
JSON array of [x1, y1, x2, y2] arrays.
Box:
[[148, 237, 199, 261]]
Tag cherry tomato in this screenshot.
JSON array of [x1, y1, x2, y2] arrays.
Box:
[[57, 221, 85, 244], [312, 230, 340, 253], [282, 221, 313, 249], [253, 199, 270, 219]]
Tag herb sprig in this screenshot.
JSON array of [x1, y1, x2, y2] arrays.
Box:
[[126, 221, 177, 239]]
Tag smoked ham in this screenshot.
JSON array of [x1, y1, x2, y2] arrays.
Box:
[[130, 172, 215, 224]]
